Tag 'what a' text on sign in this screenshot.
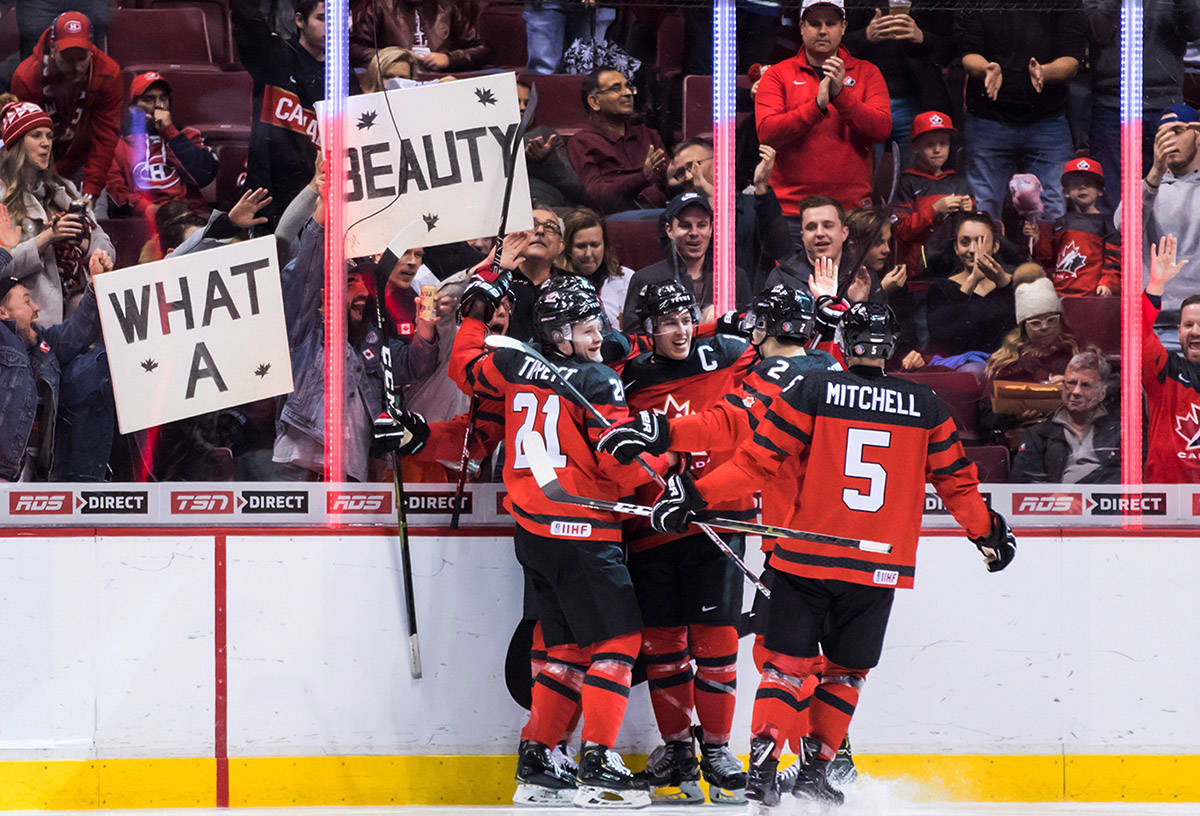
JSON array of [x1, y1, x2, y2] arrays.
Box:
[[94, 237, 294, 433], [316, 73, 532, 258]]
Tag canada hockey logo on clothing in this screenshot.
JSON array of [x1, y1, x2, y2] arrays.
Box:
[[1173, 402, 1200, 451]]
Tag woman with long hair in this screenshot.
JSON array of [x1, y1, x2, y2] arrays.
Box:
[[0, 101, 113, 325], [559, 207, 633, 329], [359, 46, 421, 93], [842, 206, 907, 304]]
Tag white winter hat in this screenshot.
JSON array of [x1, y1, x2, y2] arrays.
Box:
[[1014, 276, 1062, 325]]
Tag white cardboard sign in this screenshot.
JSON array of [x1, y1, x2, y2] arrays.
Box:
[[317, 73, 532, 258], [94, 237, 294, 433]]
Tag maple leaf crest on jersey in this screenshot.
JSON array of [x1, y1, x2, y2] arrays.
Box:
[[1055, 240, 1087, 279], [660, 393, 692, 418], [1174, 402, 1200, 450]]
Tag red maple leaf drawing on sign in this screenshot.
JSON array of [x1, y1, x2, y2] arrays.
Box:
[[1174, 402, 1200, 450]]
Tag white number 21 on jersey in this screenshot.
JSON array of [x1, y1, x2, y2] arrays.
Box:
[[842, 428, 891, 512], [513, 393, 568, 470]]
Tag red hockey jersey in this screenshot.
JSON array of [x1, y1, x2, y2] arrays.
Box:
[[1031, 211, 1121, 296], [447, 317, 662, 541], [622, 333, 758, 552], [1143, 293, 1200, 482], [694, 366, 991, 589]]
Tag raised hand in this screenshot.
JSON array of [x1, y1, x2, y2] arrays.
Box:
[[1148, 233, 1189, 295], [810, 255, 838, 299], [0, 203, 21, 250], [88, 248, 115, 276], [752, 144, 776, 193], [880, 264, 907, 293], [229, 187, 273, 229]]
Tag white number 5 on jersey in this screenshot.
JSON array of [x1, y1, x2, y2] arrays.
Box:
[[842, 428, 891, 512]]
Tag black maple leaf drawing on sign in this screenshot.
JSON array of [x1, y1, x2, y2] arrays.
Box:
[[255, 362, 271, 378], [140, 358, 158, 372], [422, 212, 439, 231], [357, 111, 377, 130], [474, 87, 497, 106]]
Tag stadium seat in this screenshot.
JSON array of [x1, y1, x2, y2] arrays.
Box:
[[1062, 295, 1121, 355], [656, 12, 684, 76], [518, 73, 588, 137], [98, 217, 156, 270], [891, 370, 984, 442], [607, 217, 665, 274], [682, 74, 712, 141], [142, 0, 236, 67], [0, 7, 18, 59], [107, 8, 221, 70], [965, 445, 1010, 483], [480, 6, 527, 72], [123, 68, 253, 144], [212, 141, 249, 211]]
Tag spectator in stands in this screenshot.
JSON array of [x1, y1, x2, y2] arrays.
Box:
[[1122, 104, 1200, 353], [106, 72, 219, 219], [523, 1, 617, 75], [559, 207, 632, 329], [844, 0, 955, 168], [567, 67, 667, 215], [921, 212, 1015, 372], [1144, 233, 1200, 482], [620, 191, 747, 331], [12, 12, 120, 201], [891, 111, 974, 288], [986, 270, 1091, 385], [665, 138, 715, 200], [842, 206, 906, 304], [349, 0, 491, 72], [0, 100, 114, 325], [1084, 0, 1200, 211], [763, 194, 848, 293], [380, 247, 438, 339], [0, 244, 112, 482], [15, 0, 108, 61], [233, 0, 359, 233], [1012, 351, 1119, 483], [275, 209, 437, 482], [499, 204, 570, 341], [755, 0, 890, 244], [1027, 158, 1120, 296], [956, 7, 1086, 220], [358, 46, 421, 93], [518, 80, 583, 209]]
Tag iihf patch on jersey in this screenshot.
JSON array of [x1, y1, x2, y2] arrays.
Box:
[[873, 568, 899, 586], [551, 520, 592, 537], [362, 348, 376, 361], [844, 77, 856, 87], [742, 395, 756, 408]]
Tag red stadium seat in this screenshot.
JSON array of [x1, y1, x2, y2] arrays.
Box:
[[107, 8, 221, 70], [123, 68, 253, 144], [682, 74, 712, 141], [142, 0, 235, 67], [965, 445, 1010, 483], [0, 7, 18, 59], [1061, 295, 1121, 355], [480, 7, 527, 72], [518, 73, 589, 138], [891, 370, 984, 442], [98, 217, 156, 270], [656, 12, 684, 74], [607, 218, 665, 274], [212, 141, 249, 211]]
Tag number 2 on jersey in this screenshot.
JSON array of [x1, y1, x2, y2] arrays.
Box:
[[842, 428, 891, 512], [513, 393, 567, 470]]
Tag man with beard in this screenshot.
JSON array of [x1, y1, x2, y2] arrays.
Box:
[[764, 195, 850, 294], [273, 209, 437, 482], [1120, 104, 1200, 352], [11, 12, 121, 200], [568, 68, 668, 214]]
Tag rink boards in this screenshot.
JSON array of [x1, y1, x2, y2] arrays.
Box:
[[0, 516, 1198, 806]]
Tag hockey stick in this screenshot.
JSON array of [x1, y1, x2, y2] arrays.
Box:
[[373, 266, 422, 680], [484, 335, 772, 597], [523, 432, 892, 555], [452, 83, 540, 529]]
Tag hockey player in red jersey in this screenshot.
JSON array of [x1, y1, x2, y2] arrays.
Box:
[[645, 301, 1015, 810], [448, 276, 666, 808], [616, 280, 756, 803], [1144, 234, 1200, 482]]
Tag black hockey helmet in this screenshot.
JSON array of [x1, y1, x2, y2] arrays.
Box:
[[533, 287, 603, 348], [635, 279, 700, 335], [741, 284, 816, 343], [839, 301, 899, 360], [541, 273, 598, 295]]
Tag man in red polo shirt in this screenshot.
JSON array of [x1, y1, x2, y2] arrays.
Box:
[[755, 0, 890, 247]]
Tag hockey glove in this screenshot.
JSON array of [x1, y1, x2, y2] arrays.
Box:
[[650, 472, 708, 535], [457, 270, 512, 324], [814, 295, 849, 342], [372, 410, 430, 457], [971, 509, 1016, 572], [716, 310, 749, 337], [597, 410, 671, 465]]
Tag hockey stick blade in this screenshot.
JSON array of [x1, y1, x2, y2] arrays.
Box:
[[523, 429, 891, 555]]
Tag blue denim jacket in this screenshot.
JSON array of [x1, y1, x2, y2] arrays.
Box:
[[277, 221, 438, 480], [0, 265, 103, 480]]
